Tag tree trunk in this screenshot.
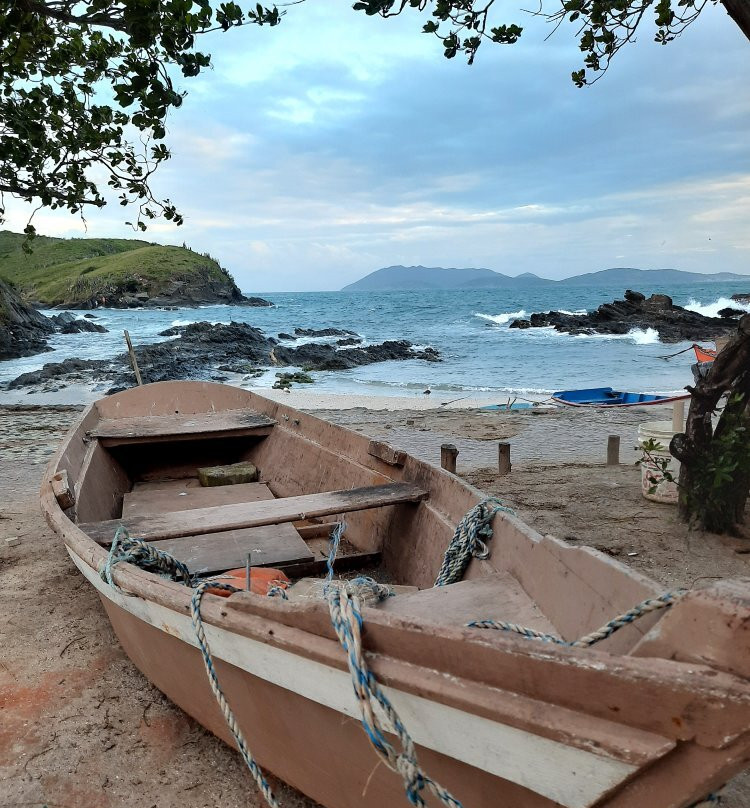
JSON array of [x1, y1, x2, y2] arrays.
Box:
[[722, 0, 750, 42], [670, 315, 750, 534]]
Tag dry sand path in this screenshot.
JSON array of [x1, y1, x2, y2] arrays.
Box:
[[1, 403, 749, 807]]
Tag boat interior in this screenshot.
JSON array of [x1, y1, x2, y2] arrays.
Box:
[[53, 382, 672, 656]]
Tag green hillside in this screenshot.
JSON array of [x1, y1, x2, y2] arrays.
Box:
[[0, 231, 243, 307]]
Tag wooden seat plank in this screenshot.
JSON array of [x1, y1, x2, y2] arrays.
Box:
[[123, 481, 275, 517], [150, 524, 314, 575], [88, 409, 275, 447], [81, 482, 428, 545]]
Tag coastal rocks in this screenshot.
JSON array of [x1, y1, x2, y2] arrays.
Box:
[[7, 358, 109, 390], [4, 321, 441, 394], [47, 312, 108, 333], [509, 290, 733, 343], [0, 279, 54, 360], [277, 327, 359, 340], [732, 293, 750, 304], [718, 307, 746, 319]]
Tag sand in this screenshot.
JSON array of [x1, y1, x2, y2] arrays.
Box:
[[1, 398, 748, 807]]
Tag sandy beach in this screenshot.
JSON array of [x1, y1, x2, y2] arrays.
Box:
[[2, 395, 749, 807]]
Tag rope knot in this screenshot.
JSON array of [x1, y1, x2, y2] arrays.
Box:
[[434, 497, 515, 586]]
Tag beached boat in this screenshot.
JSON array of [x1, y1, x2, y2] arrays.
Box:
[[552, 387, 691, 408], [42, 380, 750, 808], [693, 344, 717, 363]]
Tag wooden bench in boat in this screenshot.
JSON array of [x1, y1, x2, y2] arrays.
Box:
[[87, 409, 276, 447], [80, 482, 427, 575], [118, 480, 314, 574]]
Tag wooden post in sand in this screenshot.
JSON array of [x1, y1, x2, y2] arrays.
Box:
[[607, 435, 620, 465], [498, 442, 511, 476], [123, 330, 143, 386], [672, 399, 685, 433], [440, 444, 458, 474]]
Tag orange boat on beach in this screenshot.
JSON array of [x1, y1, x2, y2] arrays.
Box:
[[693, 344, 717, 363], [41, 380, 750, 808]]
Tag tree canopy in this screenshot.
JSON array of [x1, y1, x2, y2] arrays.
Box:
[[1, 0, 748, 239]]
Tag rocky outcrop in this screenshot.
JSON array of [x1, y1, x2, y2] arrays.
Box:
[[0, 279, 54, 360], [509, 290, 734, 343], [47, 312, 108, 333], [6, 321, 440, 393], [60, 270, 273, 310]]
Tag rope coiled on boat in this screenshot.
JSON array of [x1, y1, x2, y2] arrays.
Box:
[[434, 497, 515, 586], [100, 525, 194, 589]]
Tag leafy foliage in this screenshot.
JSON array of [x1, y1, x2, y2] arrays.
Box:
[[0, 1, 281, 237], [1, 0, 743, 236]]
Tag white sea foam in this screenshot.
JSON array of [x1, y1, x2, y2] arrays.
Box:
[[557, 309, 587, 316], [684, 297, 750, 318], [567, 327, 660, 343], [474, 309, 526, 325], [171, 319, 194, 327]]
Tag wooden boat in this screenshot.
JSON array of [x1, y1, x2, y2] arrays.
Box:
[[693, 344, 717, 363], [41, 380, 750, 808], [552, 387, 691, 408]]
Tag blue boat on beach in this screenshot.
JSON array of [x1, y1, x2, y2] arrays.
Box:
[[552, 387, 690, 407]]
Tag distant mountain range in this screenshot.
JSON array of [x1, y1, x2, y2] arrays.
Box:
[[342, 265, 748, 291]]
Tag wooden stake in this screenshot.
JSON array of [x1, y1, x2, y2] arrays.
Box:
[[672, 399, 685, 433], [123, 329, 143, 386], [607, 435, 620, 465], [440, 443, 459, 474], [498, 442, 511, 476]]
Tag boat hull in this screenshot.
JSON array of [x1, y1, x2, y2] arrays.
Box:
[[552, 388, 691, 408], [40, 382, 750, 808]]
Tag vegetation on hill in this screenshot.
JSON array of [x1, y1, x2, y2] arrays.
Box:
[[0, 231, 245, 308]]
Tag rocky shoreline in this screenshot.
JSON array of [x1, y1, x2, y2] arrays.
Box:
[[509, 290, 737, 342], [4, 320, 440, 395]]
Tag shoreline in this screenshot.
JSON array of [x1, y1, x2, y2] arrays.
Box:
[[0, 383, 686, 411]]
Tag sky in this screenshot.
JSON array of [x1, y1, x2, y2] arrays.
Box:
[[3, 1, 750, 291]]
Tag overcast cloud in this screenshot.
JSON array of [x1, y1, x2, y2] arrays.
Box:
[[3, 2, 749, 290]]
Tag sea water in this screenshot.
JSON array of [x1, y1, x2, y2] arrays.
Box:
[[1, 282, 748, 400]]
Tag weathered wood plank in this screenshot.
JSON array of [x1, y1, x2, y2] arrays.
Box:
[[81, 482, 428, 545], [123, 481, 274, 517], [88, 409, 275, 446], [151, 524, 313, 575]]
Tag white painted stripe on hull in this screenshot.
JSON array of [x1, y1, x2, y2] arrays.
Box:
[[70, 549, 636, 808]]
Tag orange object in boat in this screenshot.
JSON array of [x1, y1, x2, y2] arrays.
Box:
[[205, 567, 290, 598], [693, 344, 717, 363]]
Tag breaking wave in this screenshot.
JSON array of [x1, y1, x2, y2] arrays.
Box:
[[474, 309, 526, 325], [684, 297, 750, 319]]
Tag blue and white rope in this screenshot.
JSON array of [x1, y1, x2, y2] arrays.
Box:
[[190, 581, 280, 808], [467, 589, 688, 648], [100, 525, 193, 590], [434, 497, 514, 586]]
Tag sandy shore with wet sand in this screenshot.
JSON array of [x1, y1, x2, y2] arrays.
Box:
[[1, 396, 749, 807]]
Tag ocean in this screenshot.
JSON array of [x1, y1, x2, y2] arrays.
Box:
[[2, 283, 749, 401]]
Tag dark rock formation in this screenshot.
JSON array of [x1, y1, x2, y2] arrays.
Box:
[[718, 307, 746, 319], [732, 293, 750, 304], [293, 327, 358, 337], [5, 321, 440, 392], [244, 297, 274, 308], [336, 337, 363, 346], [48, 312, 108, 333], [7, 358, 109, 389], [509, 290, 734, 343], [0, 279, 54, 360]]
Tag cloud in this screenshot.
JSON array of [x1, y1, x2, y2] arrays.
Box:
[[2, 1, 749, 290]]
